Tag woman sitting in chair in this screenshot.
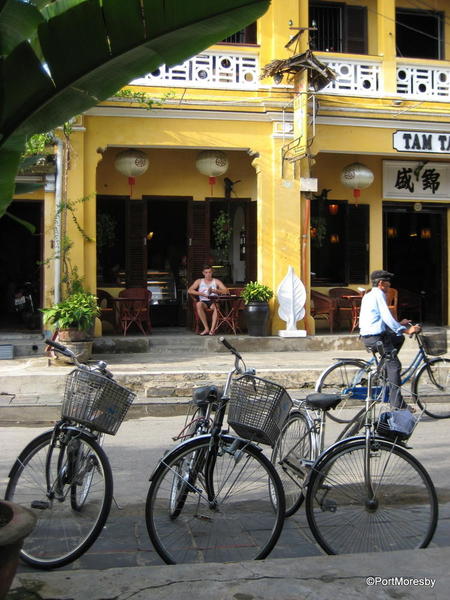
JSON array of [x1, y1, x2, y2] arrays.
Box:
[[188, 265, 228, 335]]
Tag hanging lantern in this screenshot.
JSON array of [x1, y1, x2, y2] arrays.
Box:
[[340, 162, 374, 204], [195, 150, 229, 195], [114, 149, 149, 195], [387, 226, 398, 239], [330, 233, 340, 244], [328, 203, 339, 215], [420, 228, 432, 239]]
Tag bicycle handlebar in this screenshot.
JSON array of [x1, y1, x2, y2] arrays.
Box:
[[45, 338, 113, 378], [219, 336, 242, 360]]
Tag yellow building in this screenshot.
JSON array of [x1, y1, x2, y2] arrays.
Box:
[[3, 0, 450, 334]]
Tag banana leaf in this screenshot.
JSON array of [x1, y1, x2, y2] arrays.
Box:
[[0, 0, 270, 217]]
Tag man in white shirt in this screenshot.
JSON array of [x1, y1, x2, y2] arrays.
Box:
[[359, 270, 421, 408]]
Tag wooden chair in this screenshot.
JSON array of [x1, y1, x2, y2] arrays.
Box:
[[386, 287, 398, 320], [96, 289, 116, 332], [328, 287, 360, 330], [117, 288, 152, 335], [310, 290, 337, 333]]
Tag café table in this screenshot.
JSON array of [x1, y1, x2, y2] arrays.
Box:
[[211, 295, 244, 335]]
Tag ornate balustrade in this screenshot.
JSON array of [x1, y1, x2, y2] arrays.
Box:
[[130, 50, 259, 90]]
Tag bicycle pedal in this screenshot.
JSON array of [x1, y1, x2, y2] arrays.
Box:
[[31, 500, 49, 510]]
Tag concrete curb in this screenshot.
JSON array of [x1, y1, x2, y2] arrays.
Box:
[[10, 547, 447, 599]]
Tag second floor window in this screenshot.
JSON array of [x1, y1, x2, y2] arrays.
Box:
[[309, 1, 367, 54], [396, 8, 444, 60]]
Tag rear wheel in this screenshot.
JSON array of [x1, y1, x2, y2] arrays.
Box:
[[146, 435, 285, 564], [315, 360, 370, 423], [5, 429, 113, 569], [305, 437, 438, 554], [412, 358, 450, 418], [271, 410, 314, 516]]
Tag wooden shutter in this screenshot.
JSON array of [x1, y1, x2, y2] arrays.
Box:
[[245, 201, 257, 281], [345, 6, 367, 54], [347, 204, 369, 284], [188, 200, 210, 284], [125, 199, 147, 287]]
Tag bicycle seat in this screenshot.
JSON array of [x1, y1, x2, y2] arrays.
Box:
[[192, 385, 220, 409], [305, 393, 342, 411]]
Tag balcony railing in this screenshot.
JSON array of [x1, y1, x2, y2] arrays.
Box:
[[130, 50, 259, 90], [319, 57, 381, 94], [320, 55, 450, 102], [397, 62, 450, 100]]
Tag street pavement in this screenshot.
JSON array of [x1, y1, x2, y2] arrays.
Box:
[[1, 338, 449, 599], [1, 411, 450, 599]]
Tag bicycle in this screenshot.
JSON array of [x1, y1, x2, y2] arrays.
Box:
[[315, 328, 450, 421], [272, 359, 438, 554], [4, 339, 135, 569], [145, 337, 291, 564]]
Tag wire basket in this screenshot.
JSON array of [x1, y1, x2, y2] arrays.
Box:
[[421, 330, 447, 356], [62, 369, 136, 435], [228, 375, 293, 446]]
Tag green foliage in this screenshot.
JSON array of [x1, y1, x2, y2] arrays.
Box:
[[0, 0, 270, 218], [213, 210, 232, 264], [113, 88, 175, 110], [241, 281, 273, 304], [41, 290, 100, 331]]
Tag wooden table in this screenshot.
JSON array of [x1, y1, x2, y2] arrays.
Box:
[[111, 297, 150, 336], [211, 295, 244, 335], [342, 295, 364, 333]]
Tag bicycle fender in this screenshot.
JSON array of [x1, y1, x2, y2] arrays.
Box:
[[149, 433, 263, 481]]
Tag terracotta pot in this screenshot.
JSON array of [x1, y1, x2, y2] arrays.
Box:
[[58, 328, 92, 342], [0, 500, 36, 600]]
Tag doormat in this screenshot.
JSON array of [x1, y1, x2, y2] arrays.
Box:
[[0, 345, 14, 359]]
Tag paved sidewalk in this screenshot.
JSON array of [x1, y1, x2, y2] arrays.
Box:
[[2, 413, 450, 599]]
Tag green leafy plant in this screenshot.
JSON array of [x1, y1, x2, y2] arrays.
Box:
[[41, 290, 100, 331], [213, 210, 232, 264], [0, 0, 270, 218], [241, 281, 273, 304]]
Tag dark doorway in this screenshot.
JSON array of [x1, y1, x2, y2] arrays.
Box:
[[0, 201, 43, 330], [383, 205, 447, 325]]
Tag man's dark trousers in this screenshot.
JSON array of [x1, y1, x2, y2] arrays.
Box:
[[361, 330, 405, 409]]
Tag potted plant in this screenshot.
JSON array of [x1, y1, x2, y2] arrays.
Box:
[[41, 290, 100, 361], [0, 500, 36, 599], [241, 281, 273, 336]]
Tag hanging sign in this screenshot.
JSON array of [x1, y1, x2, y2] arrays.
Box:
[[393, 130, 450, 154], [383, 160, 450, 200]]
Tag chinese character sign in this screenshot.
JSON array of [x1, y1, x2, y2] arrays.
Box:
[[383, 161, 450, 200]]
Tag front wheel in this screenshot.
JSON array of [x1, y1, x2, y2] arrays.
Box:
[[315, 360, 370, 423], [412, 358, 450, 418], [146, 435, 285, 564], [5, 429, 113, 569], [271, 409, 315, 517], [305, 437, 438, 554]]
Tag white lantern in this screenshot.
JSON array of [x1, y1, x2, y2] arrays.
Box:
[[114, 149, 149, 178], [340, 162, 374, 201], [114, 149, 149, 195], [196, 150, 228, 177]]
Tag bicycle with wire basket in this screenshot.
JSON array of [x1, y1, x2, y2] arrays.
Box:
[[4, 339, 135, 569], [145, 337, 291, 564], [272, 357, 438, 554], [315, 329, 450, 422]]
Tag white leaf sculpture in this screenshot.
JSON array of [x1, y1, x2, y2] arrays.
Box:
[[277, 266, 306, 330]]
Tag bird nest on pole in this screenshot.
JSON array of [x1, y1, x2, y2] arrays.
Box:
[[261, 49, 336, 91]]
